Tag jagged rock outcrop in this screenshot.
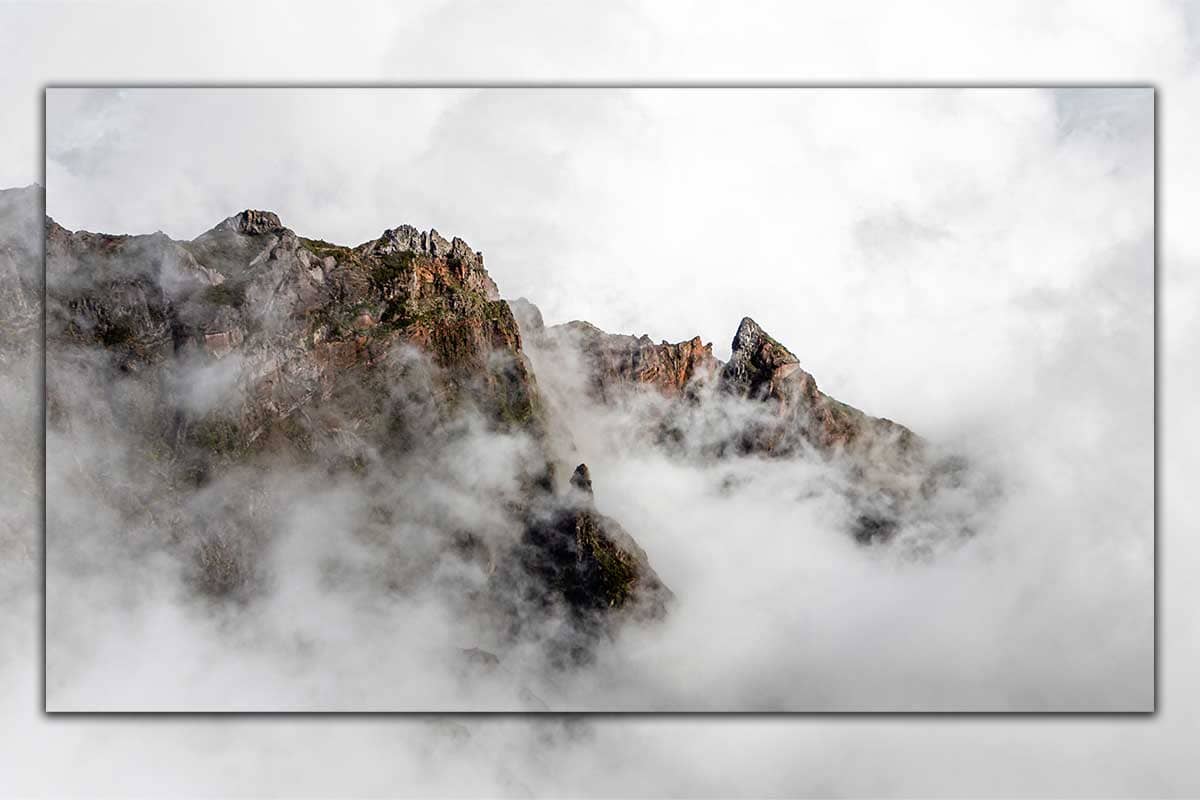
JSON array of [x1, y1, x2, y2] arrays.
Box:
[[720, 316, 922, 460], [518, 463, 672, 643], [46, 221, 225, 367], [513, 300, 719, 401], [40, 191, 975, 666], [556, 321, 719, 401], [519, 302, 920, 464], [359, 224, 499, 302], [718, 317, 951, 544], [513, 300, 966, 547], [44, 205, 669, 649], [228, 209, 283, 235], [47, 210, 542, 453]]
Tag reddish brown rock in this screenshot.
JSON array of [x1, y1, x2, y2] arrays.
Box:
[[514, 302, 946, 547], [538, 320, 720, 401], [720, 316, 923, 465], [43, 203, 671, 636], [203, 330, 243, 358]]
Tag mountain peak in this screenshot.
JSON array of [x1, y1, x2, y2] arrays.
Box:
[[734, 315, 761, 339], [730, 316, 797, 365], [722, 316, 805, 403], [360, 224, 498, 301], [219, 209, 284, 236]]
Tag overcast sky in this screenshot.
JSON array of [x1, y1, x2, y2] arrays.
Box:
[[46, 87, 1151, 440], [2, 0, 1197, 797]]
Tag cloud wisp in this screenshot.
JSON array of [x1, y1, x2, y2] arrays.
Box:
[[37, 86, 1153, 717], [0, 67, 1170, 796]]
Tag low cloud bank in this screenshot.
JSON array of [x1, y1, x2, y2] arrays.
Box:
[[40, 267, 1151, 711]]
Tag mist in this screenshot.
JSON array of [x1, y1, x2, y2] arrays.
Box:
[[0, 9, 1188, 791], [40, 108, 1152, 708]]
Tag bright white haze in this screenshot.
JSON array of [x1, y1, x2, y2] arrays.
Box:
[[40, 87, 1153, 714]]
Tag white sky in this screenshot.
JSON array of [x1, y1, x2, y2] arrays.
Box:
[[2, 0, 1196, 797], [46, 87, 1151, 442]]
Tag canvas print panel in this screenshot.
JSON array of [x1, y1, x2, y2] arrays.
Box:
[[42, 88, 1153, 710]]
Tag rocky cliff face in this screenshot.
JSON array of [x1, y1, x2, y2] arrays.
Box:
[[530, 463, 671, 620], [39, 196, 971, 669], [509, 462, 673, 663], [517, 304, 967, 546], [511, 298, 719, 402], [719, 316, 922, 460], [44, 204, 668, 660]]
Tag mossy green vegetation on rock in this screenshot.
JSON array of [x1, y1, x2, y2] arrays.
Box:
[[369, 249, 417, 294], [298, 236, 353, 262], [516, 463, 672, 628], [188, 414, 243, 456], [575, 512, 641, 607], [201, 282, 246, 308]]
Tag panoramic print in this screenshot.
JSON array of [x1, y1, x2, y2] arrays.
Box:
[[37, 88, 1153, 710]]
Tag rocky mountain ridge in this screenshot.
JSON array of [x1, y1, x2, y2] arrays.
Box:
[[513, 298, 960, 545], [45, 204, 674, 660], [39, 196, 968, 664]]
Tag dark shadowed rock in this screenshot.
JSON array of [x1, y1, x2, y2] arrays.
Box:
[[570, 462, 593, 495], [519, 461, 673, 634]]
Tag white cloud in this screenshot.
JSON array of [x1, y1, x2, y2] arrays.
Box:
[[46, 87, 1152, 430], [0, 0, 1195, 796]]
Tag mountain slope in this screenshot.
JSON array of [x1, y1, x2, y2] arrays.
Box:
[[514, 301, 970, 546], [41, 199, 974, 678], [45, 207, 671, 662]]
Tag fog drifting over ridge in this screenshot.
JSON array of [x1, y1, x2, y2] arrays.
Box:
[[0, 6, 1181, 782], [36, 88, 1152, 712], [46, 87, 1153, 439], [519, 308, 1151, 711]]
